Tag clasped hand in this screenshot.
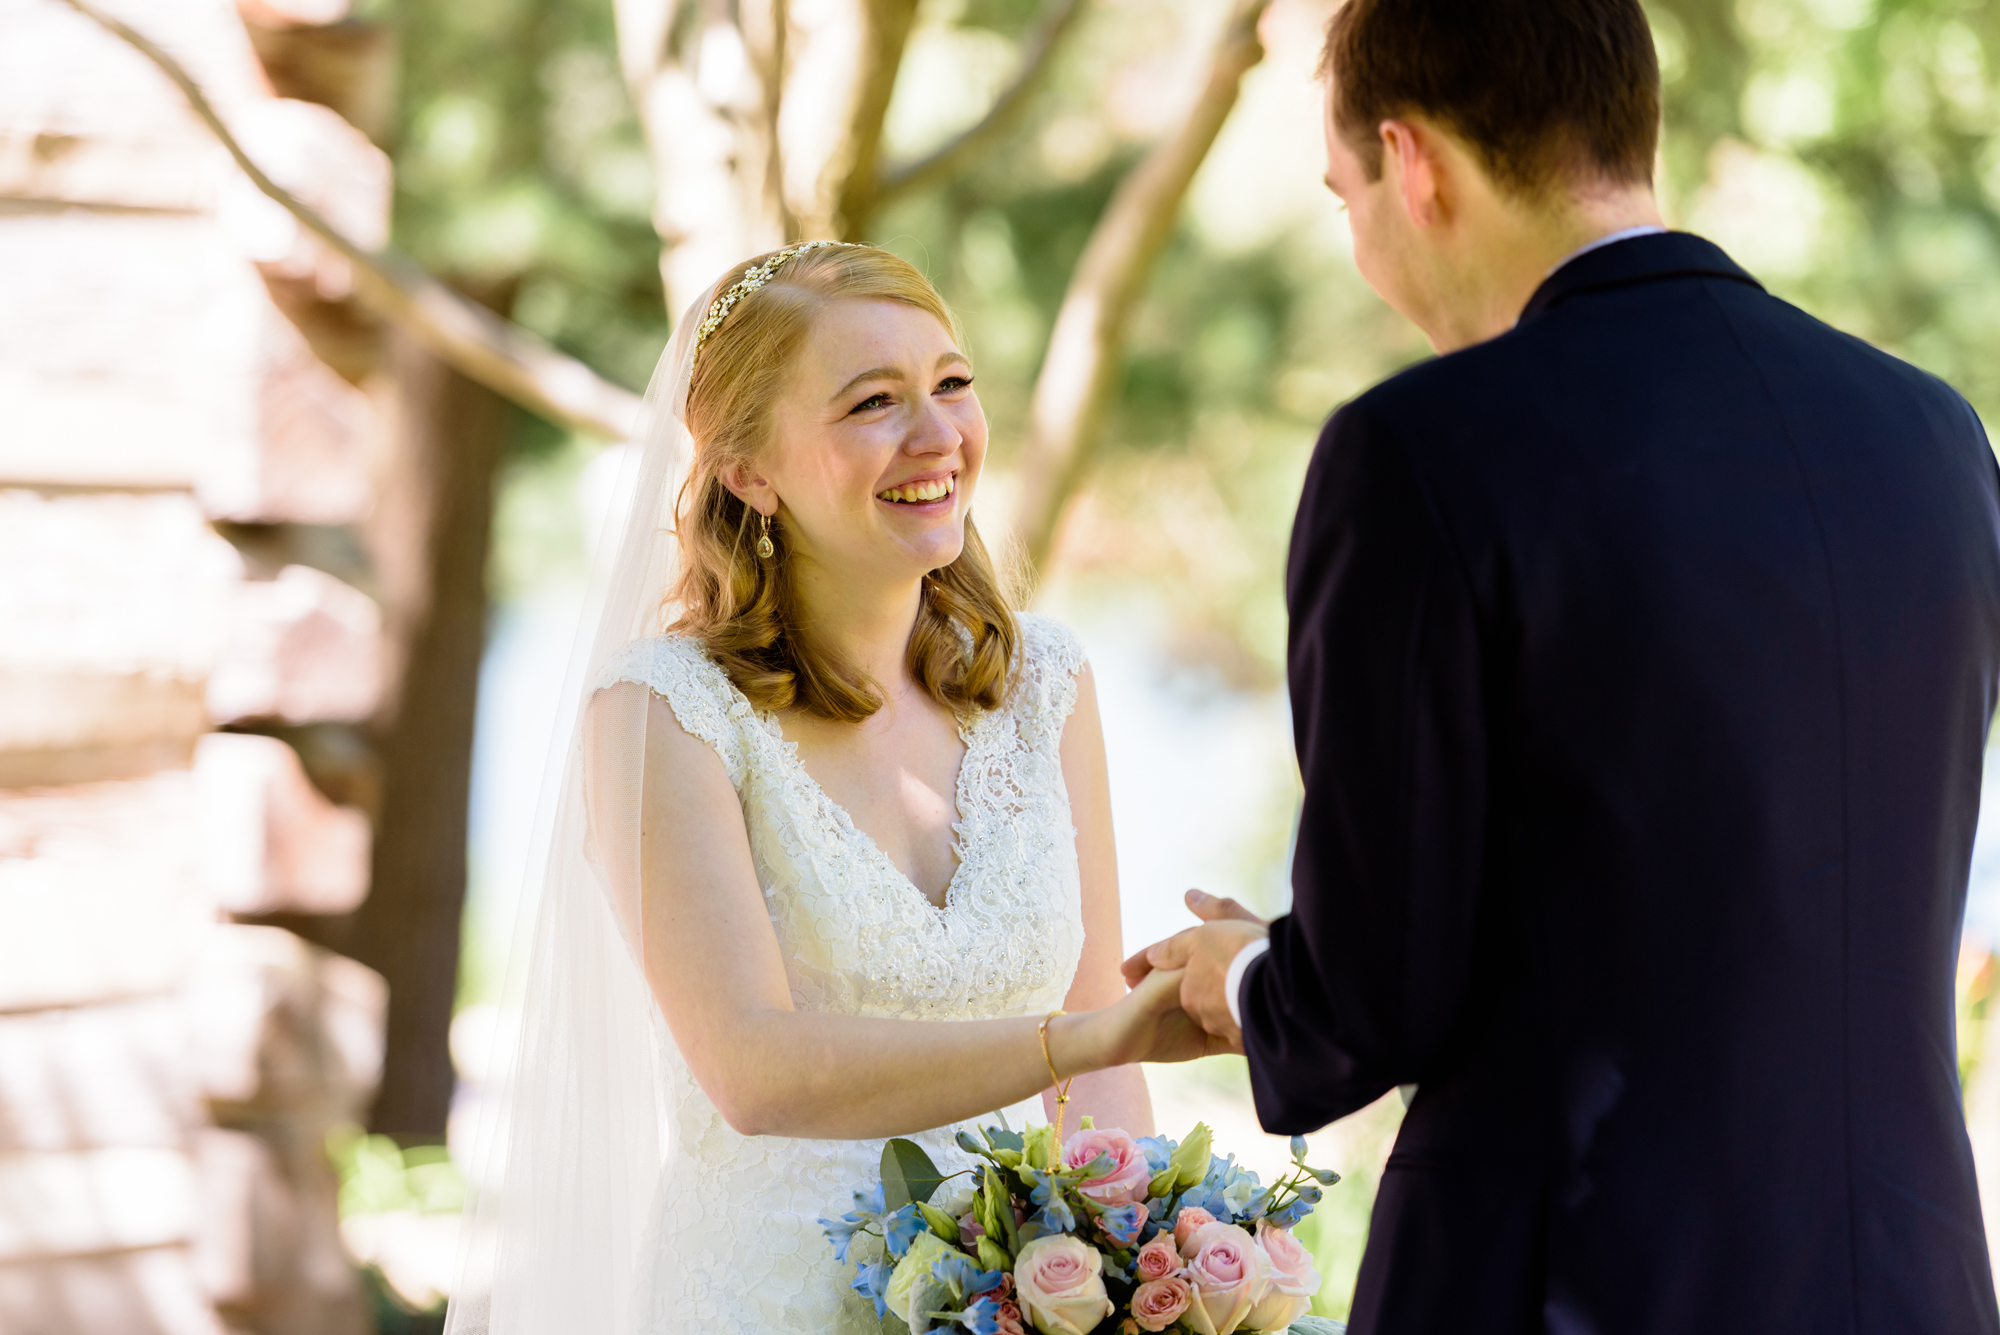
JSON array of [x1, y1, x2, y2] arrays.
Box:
[[1093, 890, 1271, 1067]]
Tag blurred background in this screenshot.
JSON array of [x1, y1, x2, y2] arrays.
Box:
[[1, 0, 1997, 1328]]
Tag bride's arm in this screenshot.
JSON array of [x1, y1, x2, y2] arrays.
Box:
[[1049, 663, 1155, 1136], [589, 680, 1198, 1140]]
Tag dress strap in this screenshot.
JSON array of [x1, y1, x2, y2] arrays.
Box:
[[1008, 613, 1088, 745], [593, 635, 754, 791]]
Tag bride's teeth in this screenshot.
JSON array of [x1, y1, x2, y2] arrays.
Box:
[[877, 476, 955, 503]]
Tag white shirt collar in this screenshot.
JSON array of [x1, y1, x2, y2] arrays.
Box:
[[1546, 224, 1668, 278]]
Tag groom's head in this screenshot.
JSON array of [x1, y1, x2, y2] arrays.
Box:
[[1320, 0, 1663, 349]]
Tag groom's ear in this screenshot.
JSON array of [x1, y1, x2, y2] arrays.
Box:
[[1381, 118, 1443, 228]]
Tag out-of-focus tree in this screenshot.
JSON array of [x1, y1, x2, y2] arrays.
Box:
[[1651, 0, 2000, 418]]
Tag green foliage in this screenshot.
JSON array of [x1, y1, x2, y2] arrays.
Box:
[[370, 0, 669, 432], [1652, 0, 2000, 418], [882, 1137, 949, 1209], [328, 1125, 467, 1217]]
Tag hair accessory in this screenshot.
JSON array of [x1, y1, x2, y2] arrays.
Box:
[[756, 511, 775, 560], [1039, 1009, 1075, 1143], [694, 239, 854, 362]]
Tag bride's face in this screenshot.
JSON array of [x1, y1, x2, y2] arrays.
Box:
[[749, 298, 986, 586]]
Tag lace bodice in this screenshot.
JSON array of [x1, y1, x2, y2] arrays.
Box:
[[593, 613, 1090, 1333]]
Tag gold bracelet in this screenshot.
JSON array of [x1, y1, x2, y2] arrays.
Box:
[[1039, 1009, 1076, 1142]]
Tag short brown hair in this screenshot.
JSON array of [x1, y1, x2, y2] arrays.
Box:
[[1320, 0, 1660, 197], [675, 244, 1017, 723]]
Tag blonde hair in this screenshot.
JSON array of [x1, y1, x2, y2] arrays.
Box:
[[673, 245, 1018, 723]]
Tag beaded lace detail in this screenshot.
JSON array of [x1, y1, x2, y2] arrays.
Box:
[[592, 614, 1089, 1333]]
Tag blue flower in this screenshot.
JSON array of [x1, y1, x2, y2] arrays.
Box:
[[1267, 1197, 1311, 1229], [1178, 1181, 1230, 1222], [820, 1211, 865, 1263], [1099, 1202, 1145, 1249], [1290, 1135, 1309, 1160], [1135, 1135, 1177, 1173], [957, 1130, 987, 1156], [821, 1181, 892, 1263], [1222, 1175, 1264, 1218], [1027, 1197, 1076, 1235], [958, 1295, 1005, 1335], [884, 1204, 926, 1258], [931, 1250, 1005, 1304], [1102, 1253, 1133, 1285], [852, 1261, 894, 1318]]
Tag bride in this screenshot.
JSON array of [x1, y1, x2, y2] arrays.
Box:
[[445, 239, 1211, 1335]]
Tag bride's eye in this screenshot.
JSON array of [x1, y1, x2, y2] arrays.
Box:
[[936, 375, 973, 394], [849, 392, 892, 414]]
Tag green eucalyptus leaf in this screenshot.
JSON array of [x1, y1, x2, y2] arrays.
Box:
[[882, 1138, 947, 1210]]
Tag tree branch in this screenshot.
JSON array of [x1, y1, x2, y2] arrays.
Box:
[[60, 0, 646, 441], [1010, 0, 1273, 571], [872, 0, 1087, 209], [828, 0, 924, 238]]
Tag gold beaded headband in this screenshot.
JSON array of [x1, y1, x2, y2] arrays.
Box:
[[692, 239, 857, 362]]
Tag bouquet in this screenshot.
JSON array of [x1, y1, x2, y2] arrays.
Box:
[[820, 1119, 1342, 1335]]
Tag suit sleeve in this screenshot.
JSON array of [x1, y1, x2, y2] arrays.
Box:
[[1240, 401, 1488, 1134]]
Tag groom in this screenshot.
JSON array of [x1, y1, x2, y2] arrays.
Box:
[[1132, 0, 2000, 1329]]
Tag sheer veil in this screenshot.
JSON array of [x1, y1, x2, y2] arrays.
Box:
[[441, 280, 722, 1335]]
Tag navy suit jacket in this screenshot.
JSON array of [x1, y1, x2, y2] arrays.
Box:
[[1241, 232, 2000, 1332]]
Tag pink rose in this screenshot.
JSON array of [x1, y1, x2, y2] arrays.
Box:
[[996, 1302, 1028, 1335], [961, 1212, 985, 1249], [1130, 1276, 1194, 1333], [1243, 1221, 1321, 1332], [1014, 1234, 1115, 1335], [1172, 1206, 1217, 1254], [1063, 1128, 1153, 1207], [1182, 1222, 1272, 1335], [1134, 1236, 1180, 1282]]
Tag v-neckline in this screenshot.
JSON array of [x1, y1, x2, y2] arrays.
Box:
[[760, 707, 983, 914]]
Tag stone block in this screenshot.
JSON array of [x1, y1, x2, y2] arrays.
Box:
[[0, 213, 372, 522], [219, 97, 390, 302], [0, 773, 213, 1013], [0, 492, 236, 787], [0, 0, 267, 150], [238, 13, 394, 143], [182, 925, 386, 1123], [0, 1245, 227, 1335], [238, 0, 353, 28], [0, 999, 201, 1154], [0, 1147, 199, 1261], [207, 564, 384, 725], [195, 733, 369, 916], [193, 1126, 366, 1335]]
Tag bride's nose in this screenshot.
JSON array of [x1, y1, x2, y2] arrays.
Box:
[[902, 394, 961, 457]]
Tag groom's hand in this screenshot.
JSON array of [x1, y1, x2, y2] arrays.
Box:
[[1122, 891, 1269, 1051]]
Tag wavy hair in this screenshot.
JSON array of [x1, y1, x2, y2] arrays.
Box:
[[673, 244, 1018, 722]]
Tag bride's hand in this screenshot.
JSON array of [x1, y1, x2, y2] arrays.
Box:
[[1081, 966, 1234, 1068]]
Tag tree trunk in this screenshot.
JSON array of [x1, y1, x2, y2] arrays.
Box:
[[345, 320, 509, 1141]]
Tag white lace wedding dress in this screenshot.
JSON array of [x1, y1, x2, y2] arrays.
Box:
[[593, 611, 1090, 1334]]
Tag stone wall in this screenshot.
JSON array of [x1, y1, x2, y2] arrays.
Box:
[[0, 0, 393, 1330]]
